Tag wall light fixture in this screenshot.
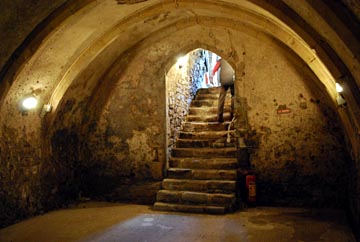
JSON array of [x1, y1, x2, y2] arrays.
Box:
[[335, 83, 346, 107], [177, 55, 188, 69], [335, 83, 343, 93], [21, 96, 38, 110]]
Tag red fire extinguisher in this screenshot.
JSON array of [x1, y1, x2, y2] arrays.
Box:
[[246, 174, 256, 204]]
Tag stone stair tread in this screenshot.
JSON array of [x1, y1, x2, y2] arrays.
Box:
[[197, 87, 222, 93], [167, 167, 237, 180], [179, 130, 234, 137], [169, 157, 238, 169], [157, 189, 236, 198], [156, 190, 236, 207], [168, 167, 237, 172], [168, 167, 192, 172], [173, 147, 236, 151], [154, 87, 238, 214], [162, 178, 236, 193], [183, 121, 233, 124], [172, 147, 236, 158], [163, 178, 236, 183], [170, 157, 237, 162], [176, 138, 235, 144], [190, 100, 231, 108], [186, 113, 233, 122], [177, 137, 234, 141], [176, 138, 236, 148], [189, 107, 231, 114], [153, 202, 228, 214], [194, 94, 232, 100], [181, 121, 234, 132], [182, 121, 233, 125], [172, 146, 236, 153]]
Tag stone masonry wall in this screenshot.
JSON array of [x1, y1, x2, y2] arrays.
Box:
[[240, 41, 349, 208], [0, 19, 355, 230], [79, 47, 169, 204], [166, 49, 207, 153]]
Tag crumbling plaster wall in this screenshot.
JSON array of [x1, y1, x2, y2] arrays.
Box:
[[75, 23, 349, 209], [240, 39, 349, 207], [0, 0, 67, 73], [77, 25, 234, 203], [0, 0, 358, 230], [79, 46, 168, 202]]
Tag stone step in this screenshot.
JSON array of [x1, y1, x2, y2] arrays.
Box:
[[154, 86, 238, 214], [179, 130, 234, 139], [186, 113, 233, 122], [181, 121, 233, 132], [167, 168, 237, 180], [172, 147, 236, 158], [194, 93, 232, 100], [176, 138, 235, 148], [169, 157, 238, 169], [162, 179, 236, 193], [195, 93, 218, 100], [189, 106, 231, 115], [197, 87, 221, 95], [156, 190, 236, 207], [191, 99, 231, 108], [153, 202, 227, 214]]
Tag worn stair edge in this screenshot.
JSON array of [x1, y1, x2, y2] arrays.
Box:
[[196, 87, 222, 94], [186, 113, 234, 122], [167, 168, 237, 180], [169, 157, 238, 169], [189, 106, 231, 115], [172, 147, 236, 158], [176, 138, 235, 148], [179, 130, 234, 139], [156, 190, 236, 207], [162, 178, 236, 193], [190, 100, 231, 107], [153, 202, 227, 214], [194, 93, 232, 100], [181, 121, 233, 132]]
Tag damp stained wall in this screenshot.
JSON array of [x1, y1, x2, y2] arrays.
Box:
[[75, 25, 348, 209], [241, 39, 349, 207], [0, 0, 358, 232]]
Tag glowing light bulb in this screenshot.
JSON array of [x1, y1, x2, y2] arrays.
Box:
[[22, 97, 38, 110], [335, 83, 343, 93], [177, 55, 188, 68]]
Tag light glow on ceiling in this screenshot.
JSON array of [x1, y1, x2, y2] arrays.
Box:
[[22, 96, 38, 110]]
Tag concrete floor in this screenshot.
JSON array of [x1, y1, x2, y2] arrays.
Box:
[[0, 202, 356, 242]]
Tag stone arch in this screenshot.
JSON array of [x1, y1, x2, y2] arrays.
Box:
[[0, 0, 359, 228]]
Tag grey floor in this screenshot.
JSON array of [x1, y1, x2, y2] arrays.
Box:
[[0, 202, 356, 242]]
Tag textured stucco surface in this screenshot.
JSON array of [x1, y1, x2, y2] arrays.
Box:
[[0, 0, 67, 73], [0, 0, 359, 236], [242, 39, 348, 207]]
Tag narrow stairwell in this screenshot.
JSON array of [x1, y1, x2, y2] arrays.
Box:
[[154, 87, 238, 214]]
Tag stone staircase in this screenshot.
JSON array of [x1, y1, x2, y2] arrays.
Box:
[[154, 87, 238, 214]]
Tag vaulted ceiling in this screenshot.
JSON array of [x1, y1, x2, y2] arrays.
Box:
[[0, 0, 359, 157]]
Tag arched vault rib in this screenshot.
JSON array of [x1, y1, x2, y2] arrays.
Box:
[[1, 0, 357, 143], [77, 17, 330, 142], [47, 0, 342, 121]]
